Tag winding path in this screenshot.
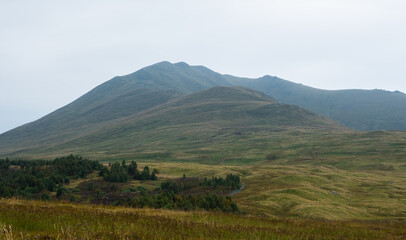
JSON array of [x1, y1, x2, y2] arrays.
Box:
[[227, 183, 245, 197]]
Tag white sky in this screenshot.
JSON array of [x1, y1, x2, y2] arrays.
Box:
[[1, 0, 406, 134]]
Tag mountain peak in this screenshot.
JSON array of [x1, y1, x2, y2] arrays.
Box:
[[174, 61, 190, 67], [115, 61, 229, 94], [147, 61, 191, 69], [146, 61, 174, 69]]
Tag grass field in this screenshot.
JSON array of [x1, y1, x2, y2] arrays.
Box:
[[1, 156, 404, 239], [0, 199, 405, 240], [1, 129, 406, 238], [85, 129, 406, 220], [132, 160, 406, 220], [58, 157, 406, 220]]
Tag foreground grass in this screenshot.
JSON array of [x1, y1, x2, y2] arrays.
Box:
[[0, 199, 405, 240]]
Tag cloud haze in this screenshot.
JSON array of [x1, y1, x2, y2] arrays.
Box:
[[1, 0, 405, 133]]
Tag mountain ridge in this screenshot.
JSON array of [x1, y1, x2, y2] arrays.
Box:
[[1, 61, 405, 158]]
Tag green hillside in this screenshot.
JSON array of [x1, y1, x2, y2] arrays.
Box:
[[109, 61, 406, 131], [1, 61, 405, 157], [0, 61, 229, 156], [227, 75, 406, 130], [92, 61, 406, 131], [0, 86, 344, 159], [0, 87, 181, 153]]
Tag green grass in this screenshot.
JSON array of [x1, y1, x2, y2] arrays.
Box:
[[0, 199, 405, 239], [1, 128, 405, 237], [235, 163, 406, 220], [127, 160, 406, 221], [3, 126, 406, 221], [5, 124, 405, 221], [63, 157, 405, 221]]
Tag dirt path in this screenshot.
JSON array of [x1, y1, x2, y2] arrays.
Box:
[[227, 183, 245, 197]]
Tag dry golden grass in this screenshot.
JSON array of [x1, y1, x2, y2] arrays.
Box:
[[129, 161, 406, 220], [0, 199, 405, 240]]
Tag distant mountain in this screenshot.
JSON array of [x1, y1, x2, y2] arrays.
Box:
[[226, 75, 406, 131], [0, 61, 405, 158], [105, 61, 406, 131], [137, 61, 406, 131]]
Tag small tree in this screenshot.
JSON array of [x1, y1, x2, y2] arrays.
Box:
[[56, 184, 64, 198], [150, 172, 158, 180], [41, 193, 50, 201], [99, 167, 109, 177], [128, 161, 138, 176], [87, 182, 94, 191]]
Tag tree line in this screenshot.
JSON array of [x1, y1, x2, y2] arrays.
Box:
[[0, 155, 102, 198], [116, 178, 239, 212], [0, 156, 240, 213], [114, 174, 241, 212], [99, 160, 158, 183], [117, 191, 239, 212], [201, 174, 241, 190]]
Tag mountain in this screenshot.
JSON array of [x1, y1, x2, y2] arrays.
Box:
[[0, 61, 405, 158], [0, 62, 227, 155], [226, 75, 406, 131], [0, 86, 343, 159], [120, 61, 406, 131], [59, 86, 341, 147]]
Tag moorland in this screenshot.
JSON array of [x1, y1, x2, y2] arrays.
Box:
[[0, 62, 405, 239]]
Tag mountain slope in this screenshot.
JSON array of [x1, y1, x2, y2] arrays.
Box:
[[0, 87, 344, 159], [226, 75, 406, 131], [118, 62, 406, 131], [0, 61, 230, 155], [1, 61, 405, 158], [102, 61, 406, 131], [0, 87, 181, 152], [74, 86, 341, 137]]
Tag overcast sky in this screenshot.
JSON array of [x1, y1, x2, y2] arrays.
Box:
[[1, 0, 405, 134]]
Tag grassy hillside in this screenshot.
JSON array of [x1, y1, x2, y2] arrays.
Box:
[[1, 126, 405, 221], [1, 145, 405, 222], [0, 87, 344, 159], [0, 87, 181, 154], [129, 62, 406, 131], [0, 129, 405, 237], [131, 129, 406, 220], [0, 61, 230, 156], [0, 199, 405, 239], [227, 75, 406, 130]]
